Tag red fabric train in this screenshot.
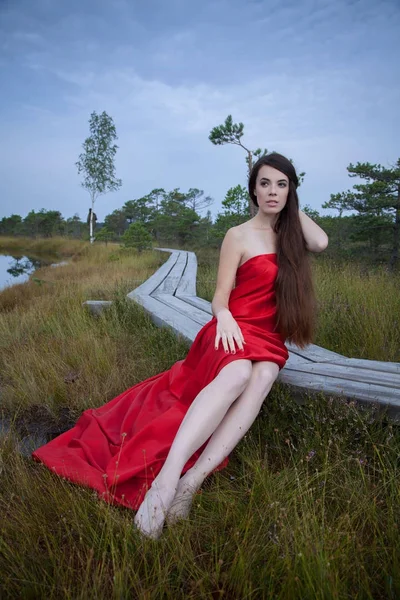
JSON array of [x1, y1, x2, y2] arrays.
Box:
[[32, 254, 288, 510]]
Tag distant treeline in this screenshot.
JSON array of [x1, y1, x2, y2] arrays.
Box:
[[1, 166, 399, 270]]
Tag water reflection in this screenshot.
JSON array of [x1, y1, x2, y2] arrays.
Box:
[[6, 256, 42, 278], [0, 253, 62, 290]]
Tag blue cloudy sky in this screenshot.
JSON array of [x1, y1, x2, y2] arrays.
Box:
[[1, 0, 399, 222]]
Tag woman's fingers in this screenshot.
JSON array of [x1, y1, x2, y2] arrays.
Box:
[[217, 331, 227, 353], [215, 327, 246, 353], [222, 333, 229, 353], [227, 334, 236, 353], [214, 332, 220, 350], [234, 332, 244, 352]]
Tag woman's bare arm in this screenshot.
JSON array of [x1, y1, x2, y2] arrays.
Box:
[[298, 209, 329, 252], [211, 228, 242, 318]]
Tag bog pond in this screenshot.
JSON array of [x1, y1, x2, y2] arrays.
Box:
[[0, 252, 67, 291]]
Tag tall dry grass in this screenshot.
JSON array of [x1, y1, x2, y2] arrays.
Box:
[[0, 241, 399, 598], [0, 235, 88, 257], [1, 387, 399, 598], [0, 244, 176, 416]]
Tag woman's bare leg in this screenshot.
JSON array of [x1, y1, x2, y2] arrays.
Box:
[[166, 361, 279, 524], [133, 359, 252, 539]]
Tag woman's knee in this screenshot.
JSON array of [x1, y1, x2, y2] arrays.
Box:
[[219, 360, 252, 391], [251, 361, 280, 389]]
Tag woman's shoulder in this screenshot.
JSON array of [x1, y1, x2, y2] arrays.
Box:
[[225, 222, 252, 241]]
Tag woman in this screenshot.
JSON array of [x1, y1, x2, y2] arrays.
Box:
[[32, 152, 328, 540]]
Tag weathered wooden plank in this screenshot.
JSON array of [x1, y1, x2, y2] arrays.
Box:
[[152, 251, 188, 296], [127, 251, 179, 298], [278, 369, 400, 406], [155, 294, 211, 326], [284, 361, 400, 389], [154, 247, 182, 255], [284, 352, 314, 368], [176, 295, 213, 314], [175, 251, 198, 297], [132, 293, 200, 344], [82, 300, 113, 316], [327, 357, 400, 374], [286, 342, 346, 363]]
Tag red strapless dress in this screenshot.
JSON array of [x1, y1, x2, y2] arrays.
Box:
[[32, 254, 288, 510]]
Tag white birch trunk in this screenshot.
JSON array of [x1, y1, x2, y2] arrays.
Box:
[[90, 196, 95, 244]]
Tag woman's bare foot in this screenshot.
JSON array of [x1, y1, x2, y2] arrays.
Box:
[[133, 477, 177, 539], [166, 470, 202, 525]]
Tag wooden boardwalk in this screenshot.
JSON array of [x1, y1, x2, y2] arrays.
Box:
[[87, 248, 400, 421]]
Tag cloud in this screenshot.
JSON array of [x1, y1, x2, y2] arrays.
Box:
[[0, 0, 399, 221]]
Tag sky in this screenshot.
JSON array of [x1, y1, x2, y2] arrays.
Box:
[[0, 0, 399, 222]]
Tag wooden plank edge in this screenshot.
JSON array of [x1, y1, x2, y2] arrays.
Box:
[[175, 251, 198, 297], [279, 369, 400, 404], [154, 293, 211, 326], [127, 250, 179, 298], [151, 252, 188, 296], [327, 356, 400, 374], [129, 292, 199, 344], [284, 362, 400, 389]]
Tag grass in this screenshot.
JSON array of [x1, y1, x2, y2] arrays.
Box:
[[0, 235, 88, 257], [0, 240, 399, 599]]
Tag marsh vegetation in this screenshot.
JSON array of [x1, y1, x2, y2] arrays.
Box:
[[0, 239, 399, 599]]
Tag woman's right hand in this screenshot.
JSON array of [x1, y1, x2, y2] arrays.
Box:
[[215, 309, 246, 354]]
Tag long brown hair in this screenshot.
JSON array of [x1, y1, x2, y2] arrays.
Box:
[[248, 152, 317, 348]]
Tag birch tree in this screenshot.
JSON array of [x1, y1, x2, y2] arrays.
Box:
[[76, 111, 122, 243]]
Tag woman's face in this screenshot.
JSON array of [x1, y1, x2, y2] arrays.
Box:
[[254, 165, 289, 214]]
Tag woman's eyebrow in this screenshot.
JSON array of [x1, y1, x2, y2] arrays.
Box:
[[260, 177, 288, 183]]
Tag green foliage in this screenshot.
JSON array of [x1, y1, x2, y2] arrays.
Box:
[[0, 214, 22, 236], [2, 153, 399, 270], [222, 184, 249, 216], [95, 227, 114, 244], [65, 214, 84, 239], [209, 115, 268, 177], [209, 115, 305, 221], [124, 197, 154, 226], [101, 188, 212, 245], [302, 204, 320, 221], [76, 111, 122, 201], [76, 110, 122, 243], [121, 222, 153, 252], [16, 209, 64, 238], [104, 208, 128, 236], [211, 213, 243, 243], [210, 185, 249, 243], [151, 190, 201, 245], [123, 189, 168, 240], [0, 210, 85, 240], [324, 158, 400, 270], [208, 114, 245, 146], [184, 188, 214, 213]]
